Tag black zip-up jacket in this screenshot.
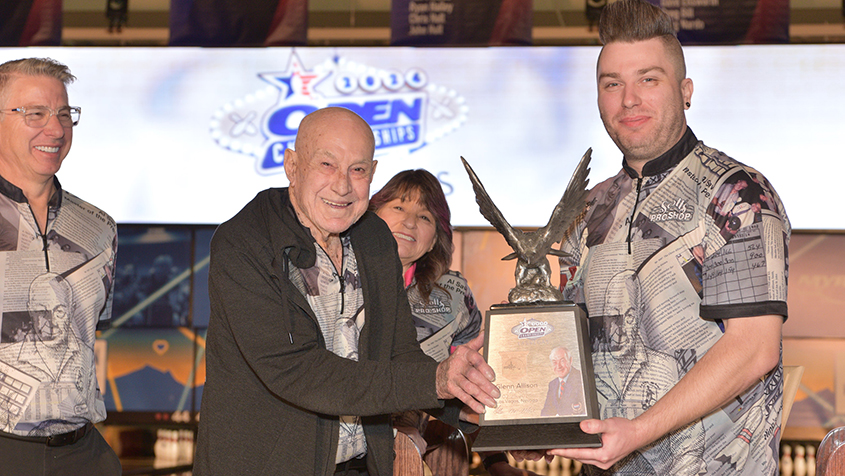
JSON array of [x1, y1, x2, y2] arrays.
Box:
[[194, 188, 467, 476]]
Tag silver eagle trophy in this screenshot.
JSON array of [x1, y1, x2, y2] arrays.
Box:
[[461, 150, 592, 304]]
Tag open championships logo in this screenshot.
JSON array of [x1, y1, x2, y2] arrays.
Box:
[[511, 318, 554, 340], [210, 51, 468, 175]]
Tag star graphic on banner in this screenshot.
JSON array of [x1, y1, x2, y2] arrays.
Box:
[[259, 52, 326, 100]]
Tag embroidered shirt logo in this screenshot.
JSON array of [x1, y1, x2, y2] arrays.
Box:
[[648, 198, 694, 223]]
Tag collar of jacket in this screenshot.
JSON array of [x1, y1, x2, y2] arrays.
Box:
[[621, 127, 698, 179], [265, 188, 318, 271], [267, 188, 378, 271]]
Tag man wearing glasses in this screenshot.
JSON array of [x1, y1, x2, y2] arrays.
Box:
[[0, 58, 120, 475]]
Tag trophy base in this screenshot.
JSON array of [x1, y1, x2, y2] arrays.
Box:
[[472, 420, 602, 452]]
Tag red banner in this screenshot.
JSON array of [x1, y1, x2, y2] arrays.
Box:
[[651, 0, 789, 44], [169, 0, 308, 46], [0, 0, 62, 46], [391, 0, 533, 46]]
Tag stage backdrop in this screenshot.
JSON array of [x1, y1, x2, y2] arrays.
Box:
[[0, 46, 841, 229]]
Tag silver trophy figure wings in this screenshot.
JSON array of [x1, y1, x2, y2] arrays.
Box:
[[461, 149, 592, 304]]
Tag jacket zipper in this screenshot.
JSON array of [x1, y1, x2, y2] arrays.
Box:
[[627, 177, 643, 255], [315, 242, 345, 315], [337, 271, 345, 315], [29, 204, 51, 271]]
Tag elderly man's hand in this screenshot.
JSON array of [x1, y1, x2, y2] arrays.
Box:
[[435, 332, 499, 414]]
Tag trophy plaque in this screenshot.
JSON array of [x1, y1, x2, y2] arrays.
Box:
[[471, 303, 601, 451], [462, 151, 602, 451]]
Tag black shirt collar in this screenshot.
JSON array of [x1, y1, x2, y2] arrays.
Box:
[[0, 173, 63, 208], [621, 127, 698, 178]]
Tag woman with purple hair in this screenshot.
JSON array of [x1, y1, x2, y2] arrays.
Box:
[[369, 169, 480, 363], [371, 170, 535, 476]]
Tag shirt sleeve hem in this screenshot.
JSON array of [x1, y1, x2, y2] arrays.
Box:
[[700, 301, 788, 321]]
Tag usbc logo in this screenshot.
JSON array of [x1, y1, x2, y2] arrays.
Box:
[[210, 51, 468, 175]]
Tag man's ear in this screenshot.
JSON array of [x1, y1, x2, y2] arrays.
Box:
[[369, 159, 378, 183], [284, 148, 297, 184], [682, 78, 694, 107]]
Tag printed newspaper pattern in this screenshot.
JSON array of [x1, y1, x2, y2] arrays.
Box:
[[0, 189, 116, 435], [560, 142, 789, 475], [407, 270, 482, 363], [393, 270, 483, 450], [291, 236, 367, 464]]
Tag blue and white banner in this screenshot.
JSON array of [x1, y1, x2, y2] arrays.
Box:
[[211, 52, 465, 175], [0, 46, 840, 229]]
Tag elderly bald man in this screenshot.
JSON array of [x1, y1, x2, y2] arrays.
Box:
[[195, 107, 499, 476]]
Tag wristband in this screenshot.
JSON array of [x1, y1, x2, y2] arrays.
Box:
[[482, 452, 510, 470]]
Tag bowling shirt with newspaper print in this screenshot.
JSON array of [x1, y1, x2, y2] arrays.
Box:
[[392, 270, 482, 433], [0, 174, 116, 437], [407, 270, 482, 363], [558, 129, 790, 475], [290, 236, 367, 465]]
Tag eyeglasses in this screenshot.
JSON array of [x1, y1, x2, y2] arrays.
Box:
[[0, 106, 81, 128]]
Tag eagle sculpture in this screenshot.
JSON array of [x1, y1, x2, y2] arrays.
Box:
[[461, 149, 592, 303]]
